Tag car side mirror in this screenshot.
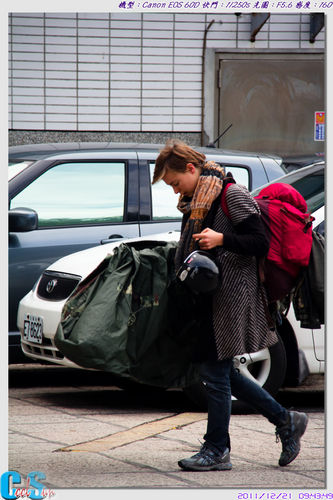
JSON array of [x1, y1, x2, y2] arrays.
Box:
[[9, 207, 38, 232]]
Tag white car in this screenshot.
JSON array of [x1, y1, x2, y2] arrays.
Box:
[[17, 164, 325, 400]]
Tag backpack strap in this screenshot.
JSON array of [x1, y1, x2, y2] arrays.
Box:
[[221, 176, 236, 218]]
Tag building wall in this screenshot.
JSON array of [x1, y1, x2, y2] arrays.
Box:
[[8, 12, 325, 146]]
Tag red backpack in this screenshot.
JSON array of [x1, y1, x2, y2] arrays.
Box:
[[221, 180, 314, 302]]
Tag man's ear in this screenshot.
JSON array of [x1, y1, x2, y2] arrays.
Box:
[[186, 163, 195, 173]]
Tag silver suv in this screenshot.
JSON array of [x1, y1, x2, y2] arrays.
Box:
[[9, 142, 286, 362]]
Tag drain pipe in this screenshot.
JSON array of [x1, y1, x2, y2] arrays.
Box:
[[201, 19, 215, 146]]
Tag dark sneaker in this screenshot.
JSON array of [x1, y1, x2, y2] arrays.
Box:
[[178, 444, 232, 471], [276, 411, 308, 466]]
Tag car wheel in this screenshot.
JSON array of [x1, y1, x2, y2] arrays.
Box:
[[183, 331, 287, 410]]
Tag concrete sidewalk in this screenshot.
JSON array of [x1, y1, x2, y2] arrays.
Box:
[[7, 372, 326, 497]]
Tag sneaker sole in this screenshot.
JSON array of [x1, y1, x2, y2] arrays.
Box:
[[279, 413, 309, 467], [178, 461, 232, 472]]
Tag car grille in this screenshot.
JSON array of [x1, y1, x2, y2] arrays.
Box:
[[21, 336, 66, 361], [37, 271, 81, 301]]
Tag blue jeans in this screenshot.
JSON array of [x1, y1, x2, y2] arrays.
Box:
[[199, 358, 288, 453]]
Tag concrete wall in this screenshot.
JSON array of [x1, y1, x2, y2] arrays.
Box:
[[8, 12, 325, 146]]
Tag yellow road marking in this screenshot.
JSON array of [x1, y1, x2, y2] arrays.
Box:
[[58, 412, 207, 453]]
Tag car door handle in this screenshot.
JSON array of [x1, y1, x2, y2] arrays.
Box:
[[100, 234, 124, 245]]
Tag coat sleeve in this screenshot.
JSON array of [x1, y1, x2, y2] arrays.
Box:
[[222, 213, 269, 257]]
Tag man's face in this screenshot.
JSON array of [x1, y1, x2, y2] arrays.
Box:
[[163, 163, 200, 197]]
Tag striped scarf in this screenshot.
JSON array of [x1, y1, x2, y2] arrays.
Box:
[[175, 161, 225, 269]]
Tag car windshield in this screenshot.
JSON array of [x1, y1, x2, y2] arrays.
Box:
[[8, 161, 33, 181], [251, 165, 325, 214]]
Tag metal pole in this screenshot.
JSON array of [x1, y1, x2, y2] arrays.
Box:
[[201, 20, 215, 146]]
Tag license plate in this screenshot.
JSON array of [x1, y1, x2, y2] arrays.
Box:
[[23, 314, 44, 344]]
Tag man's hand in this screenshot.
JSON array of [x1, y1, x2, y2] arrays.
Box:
[[192, 228, 224, 250]]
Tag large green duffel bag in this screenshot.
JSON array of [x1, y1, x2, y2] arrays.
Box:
[[55, 240, 200, 388]]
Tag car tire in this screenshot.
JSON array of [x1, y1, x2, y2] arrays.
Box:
[[183, 331, 287, 410]]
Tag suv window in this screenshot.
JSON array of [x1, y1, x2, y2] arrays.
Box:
[[218, 165, 250, 188], [8, 161, 33, 181], [10, 162, 125, 227], [149, 163, 182, 220], [149, 163, 250, 220]]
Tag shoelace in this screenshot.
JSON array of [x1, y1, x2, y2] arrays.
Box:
[[275, 417, 293, 444], [276, 427, 287, 443], [196, 444, 216, 458], [276, 430, 297, 452], [198, 447, 218, 465]]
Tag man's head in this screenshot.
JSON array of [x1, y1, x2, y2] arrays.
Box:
[[152, 140, 205, 197]]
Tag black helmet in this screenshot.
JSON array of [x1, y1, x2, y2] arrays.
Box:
[[177, 250, 219, 294]]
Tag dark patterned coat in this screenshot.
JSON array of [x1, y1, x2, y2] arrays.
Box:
[[210, 184, 278, 360]]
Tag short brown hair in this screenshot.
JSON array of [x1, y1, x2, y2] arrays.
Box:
[[152, 139, 206, 184]]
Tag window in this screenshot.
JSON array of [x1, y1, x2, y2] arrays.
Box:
[[8, 161, 33, 181], [11, 162, 125, 227], [149, 163, 182, 220], [218, 165, 250, 189], [290, 172, 324, 213], [149, 163, 250, 219], [251, 168, 324, 214]]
